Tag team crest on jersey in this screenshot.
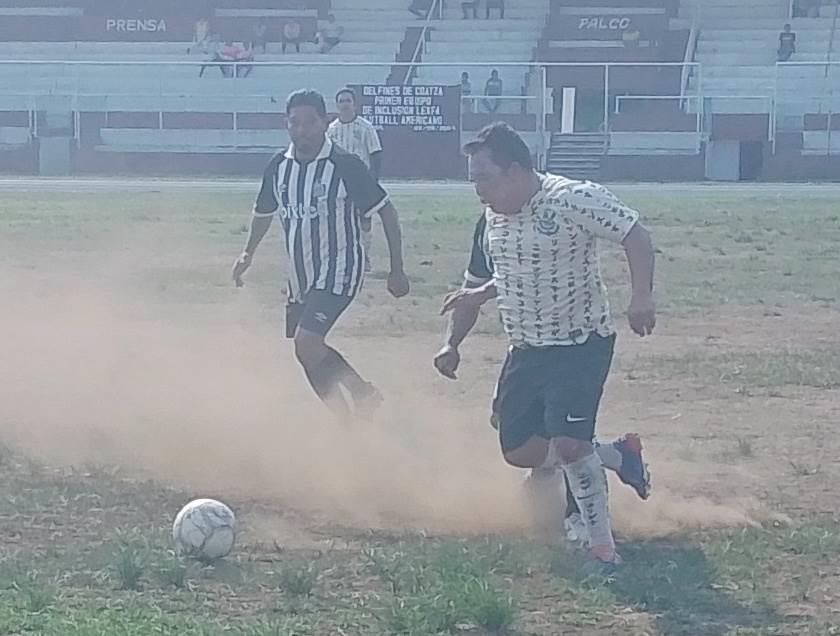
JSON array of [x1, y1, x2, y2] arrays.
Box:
[[535, 209, 560, 236], [313, 182, 327, 198]]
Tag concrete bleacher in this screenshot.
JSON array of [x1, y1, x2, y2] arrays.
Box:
[[411, 0, 550, 114], [98, 128, 289, 152], [688, 19, 837, 116], [684, 0, 838, 125], [608, 130, 699, 153], [0, 125, 30, 148]]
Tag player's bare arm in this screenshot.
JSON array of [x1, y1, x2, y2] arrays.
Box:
[[434, 279, 495, 380], [376, 202, 410, 298], [232, 214, 273, 287], [622, 222, 656, 337], [440, 279, 497, 315]]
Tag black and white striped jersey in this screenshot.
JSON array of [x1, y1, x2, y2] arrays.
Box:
[[253, 138, 389, 302]]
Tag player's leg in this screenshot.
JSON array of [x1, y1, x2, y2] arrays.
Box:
[[546, 334, 620, 570], [493, 348, 567, 530], [360, 215, 373, 273], [292, 291, 379, 416], [287, 299, 349, 416]]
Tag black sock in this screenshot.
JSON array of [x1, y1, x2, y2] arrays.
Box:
[[323, 347, 372, 399], [564, 472, 580, 515], [303, 357, 349, 417]]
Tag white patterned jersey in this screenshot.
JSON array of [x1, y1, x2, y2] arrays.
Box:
[[465, 174, 639, 347]]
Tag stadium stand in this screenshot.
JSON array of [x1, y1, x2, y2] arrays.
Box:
[[537, 0, 691, 177], [0, 0, 838, 180]]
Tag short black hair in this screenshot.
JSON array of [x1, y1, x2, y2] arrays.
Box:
[[286, 89, 327, 118], [335, 87, 356, 102], [463, 122, 533, 171]]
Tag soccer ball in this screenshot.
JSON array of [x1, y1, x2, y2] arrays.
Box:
[[172, 498, 237, 562]]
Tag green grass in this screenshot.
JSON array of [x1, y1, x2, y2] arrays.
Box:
[[2, 187, 840, 634], [634, 348, 840, 390]]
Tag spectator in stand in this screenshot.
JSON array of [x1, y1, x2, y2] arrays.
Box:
[[486, 0, 504, 19], [778, 23, 796, 62], [461, 71, 473, 112], [462, 0, 478, 19], [251, 21, 268, 54], [317, 14, 344, 53], [234, 41, 255, 78], [199, 40, 237, 78], [482, 69, 503, 113], [282, 20, 303, 53], [188, 17, 210, 54]]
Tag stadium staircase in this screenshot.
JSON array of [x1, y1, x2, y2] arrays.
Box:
[[546, 133, 605, 179]]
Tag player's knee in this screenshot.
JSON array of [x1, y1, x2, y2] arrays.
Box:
[[502, 437, 548, 469], [293, 331, 327, 368], [553, 437, 592, 463]]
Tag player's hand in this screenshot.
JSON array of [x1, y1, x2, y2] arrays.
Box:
[[627, 292, 656, 337], [232, 252, 252, 288], [434, 344, 461, 380], [387, 268, 410, 298]]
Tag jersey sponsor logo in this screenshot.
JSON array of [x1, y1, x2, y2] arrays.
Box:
[[536, 210, 560, 236], [278, 203, 320, 220]]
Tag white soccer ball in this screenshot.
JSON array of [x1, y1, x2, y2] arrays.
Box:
[[172, 498, 237, 562]]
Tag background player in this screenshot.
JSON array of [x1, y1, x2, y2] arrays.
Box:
[[327, 87, 383, 273]]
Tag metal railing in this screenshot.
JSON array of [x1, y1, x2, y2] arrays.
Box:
[[774, 60, 840, 154], [613, 94, 703, 153], [5, 58, 840, 161], [404, 0, 442, 86]]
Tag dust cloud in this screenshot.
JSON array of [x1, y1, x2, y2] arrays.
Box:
[[0, 239, 770, 539]]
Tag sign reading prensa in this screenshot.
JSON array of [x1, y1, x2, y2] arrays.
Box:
[[105, 18, 168, 32], [359, 85, 457, 132]]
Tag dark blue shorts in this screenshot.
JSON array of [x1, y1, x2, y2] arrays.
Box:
[[285, 290, 354, 338], [492, 333, 616, 452]]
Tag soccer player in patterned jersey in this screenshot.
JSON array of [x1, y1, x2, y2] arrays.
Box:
[[435, 122, 656, 572], [232, 89, 409, 419], [436, 207, 651, 545], [327, 87, 383, 273]]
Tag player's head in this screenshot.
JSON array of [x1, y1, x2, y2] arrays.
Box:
[[463, 122, 534, 215], [286, 89, 328, 159], [783, 23, 792, 32], [335, 87, 357, 121]]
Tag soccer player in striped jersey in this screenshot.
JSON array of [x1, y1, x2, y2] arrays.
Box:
[[436, 122, 656, 572], [327, 87, 383, 273], [232, 89, 409, 419]]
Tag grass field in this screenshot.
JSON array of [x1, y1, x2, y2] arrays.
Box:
[[1, 183, 839, 635]]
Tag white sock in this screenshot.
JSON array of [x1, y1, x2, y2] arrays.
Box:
[[595, 440, 622, 473], [562, 453, 616, 558]]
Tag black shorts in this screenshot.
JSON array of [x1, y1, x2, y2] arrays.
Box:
[[492, 333, 616, 453], [285, 289, 354, 338]]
